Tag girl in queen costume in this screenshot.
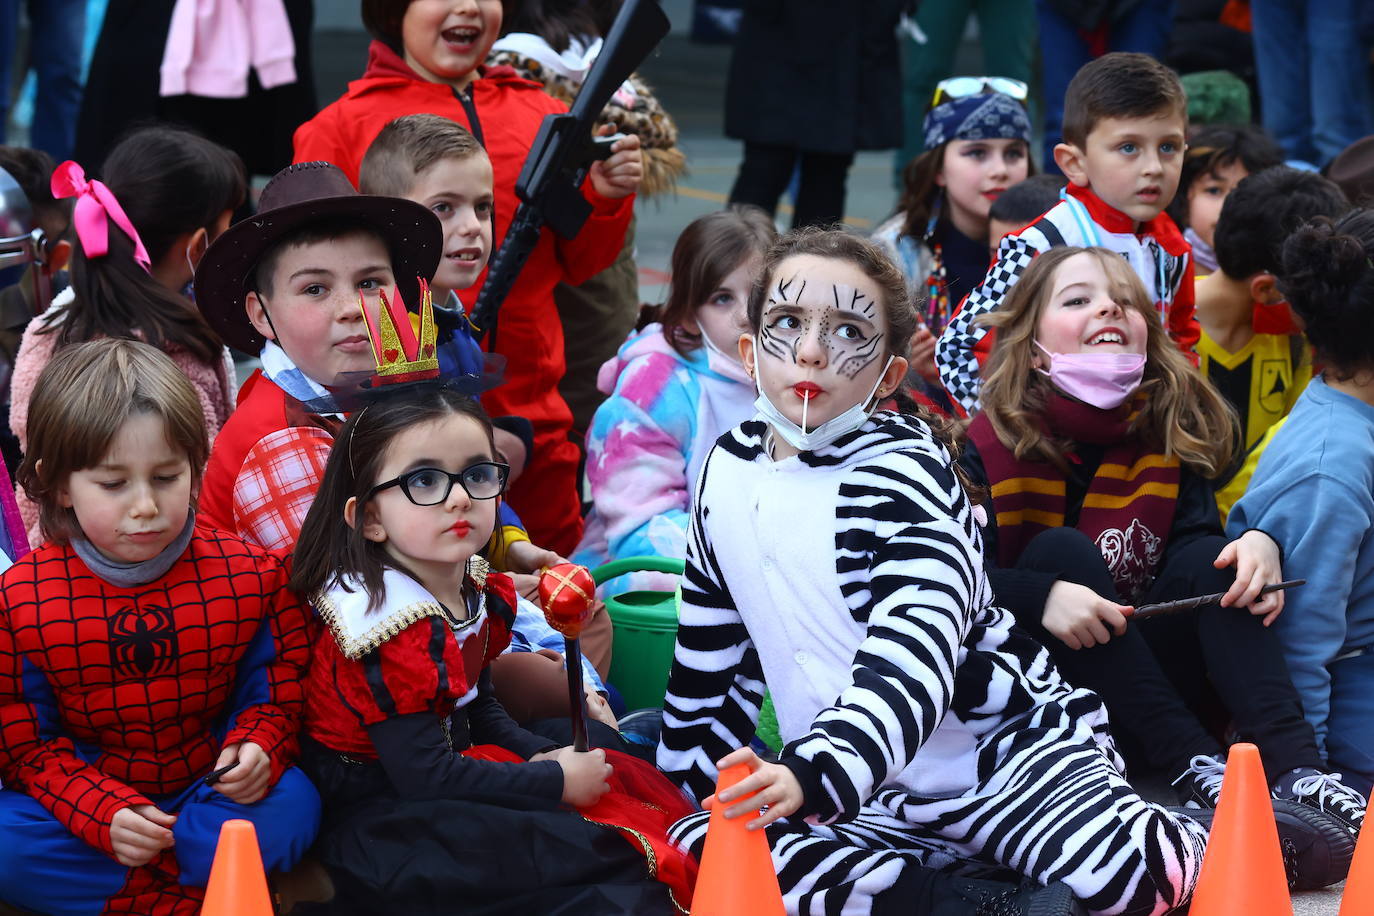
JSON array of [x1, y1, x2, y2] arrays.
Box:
[[655, 229, 1215, 916], [291, 292, 693, 914]]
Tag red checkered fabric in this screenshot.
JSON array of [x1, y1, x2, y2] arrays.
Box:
[[231, 426, 334, 551], [0, 526, 312, 855]]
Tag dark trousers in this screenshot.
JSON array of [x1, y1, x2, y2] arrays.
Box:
[[729, 142, 855, 229], [1016, 527, 1322, 782]]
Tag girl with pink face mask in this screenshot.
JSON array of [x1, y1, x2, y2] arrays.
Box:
[[960, 246, 1366, 872]]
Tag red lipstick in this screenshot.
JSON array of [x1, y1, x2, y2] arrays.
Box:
[[450, 521, 471, 537]]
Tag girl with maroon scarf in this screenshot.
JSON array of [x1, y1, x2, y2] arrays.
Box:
[[959, 246, 1364, 885]]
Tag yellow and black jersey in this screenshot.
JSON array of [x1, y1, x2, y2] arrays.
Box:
[[1198, 330, 1311, 452]]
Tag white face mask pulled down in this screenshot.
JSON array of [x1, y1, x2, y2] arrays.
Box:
[[749, 337, 893, 452]]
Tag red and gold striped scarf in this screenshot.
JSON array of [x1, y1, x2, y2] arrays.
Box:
[[969, 393, 1181, 600]]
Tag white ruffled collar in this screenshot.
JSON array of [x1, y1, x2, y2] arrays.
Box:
[[314, 558, 490, 660]]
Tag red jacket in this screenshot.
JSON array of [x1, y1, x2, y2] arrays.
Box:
[[200, 370, 339, 550], [292, 42, 634, 554]]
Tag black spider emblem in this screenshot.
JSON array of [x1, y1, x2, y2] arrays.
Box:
[[108, 604, 179, 677]]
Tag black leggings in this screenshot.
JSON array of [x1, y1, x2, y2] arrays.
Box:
[[1015, 527, 1322, 781], [729, 142, 855, 229]]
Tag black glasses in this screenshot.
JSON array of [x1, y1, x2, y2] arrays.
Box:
[[368, 462, 510, 506]]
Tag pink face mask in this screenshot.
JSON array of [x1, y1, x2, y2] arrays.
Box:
[[1035, 341, 1146, 409]]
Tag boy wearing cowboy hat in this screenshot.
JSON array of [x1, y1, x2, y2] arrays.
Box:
[[194, 161, 440, 549]]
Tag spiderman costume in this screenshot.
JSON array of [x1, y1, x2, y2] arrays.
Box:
[[0, 523, 320, 916]]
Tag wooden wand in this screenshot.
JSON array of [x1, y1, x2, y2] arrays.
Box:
[[1128, 579, 1306, 620]]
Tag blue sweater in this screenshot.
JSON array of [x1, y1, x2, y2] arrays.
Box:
[[1227, 377, 1374, 751]]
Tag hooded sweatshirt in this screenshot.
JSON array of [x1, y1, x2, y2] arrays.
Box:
[[573, 324, 755, 589], [292, 40, 634, 555]]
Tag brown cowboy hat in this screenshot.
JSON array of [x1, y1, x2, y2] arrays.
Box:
[[193, 160, 442, 356]]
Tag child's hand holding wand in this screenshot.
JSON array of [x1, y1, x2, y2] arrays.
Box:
[[707, 747, 803, 831], [1214, 529, 1286, 626], [209, 741, 271, 805]]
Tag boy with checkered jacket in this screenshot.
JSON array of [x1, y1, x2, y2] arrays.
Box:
[[936, 53, 1200, 412]]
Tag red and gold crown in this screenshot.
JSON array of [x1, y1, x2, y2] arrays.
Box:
[[359, 277, 439, 384]]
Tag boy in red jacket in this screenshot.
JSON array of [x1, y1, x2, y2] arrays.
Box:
[[293, 0, 643, 554]]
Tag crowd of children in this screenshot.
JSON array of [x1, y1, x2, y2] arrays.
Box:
[[0, 3, 1368, 913]]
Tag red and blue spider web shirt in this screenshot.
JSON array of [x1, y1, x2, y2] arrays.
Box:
[[0, 523, 313, 856]]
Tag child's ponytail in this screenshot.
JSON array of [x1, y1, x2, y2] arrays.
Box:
[[46, 126, 246, 364], [1279, 211, 1374, 378]]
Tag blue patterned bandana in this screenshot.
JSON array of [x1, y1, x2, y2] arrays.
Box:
[[923, 93, 1031, 150]]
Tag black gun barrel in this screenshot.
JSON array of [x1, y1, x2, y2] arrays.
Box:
[[469, 0, 669, 342]]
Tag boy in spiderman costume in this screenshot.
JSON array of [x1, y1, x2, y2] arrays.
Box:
[[0, 339, 318, 915]]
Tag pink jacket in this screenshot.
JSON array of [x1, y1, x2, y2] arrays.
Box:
[[160, 0, 298, 98], [10, 293, 238, 544]]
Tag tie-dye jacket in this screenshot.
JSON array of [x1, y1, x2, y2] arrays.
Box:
[[573, 324, 755, 593]]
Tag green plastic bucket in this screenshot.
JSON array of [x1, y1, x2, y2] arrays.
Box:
[[592, 556, 685, 712]]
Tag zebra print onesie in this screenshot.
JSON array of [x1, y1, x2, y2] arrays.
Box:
[[657, 413, 1208, 916]]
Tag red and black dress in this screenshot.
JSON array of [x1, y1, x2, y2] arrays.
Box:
[[302, 559, 694, 915]]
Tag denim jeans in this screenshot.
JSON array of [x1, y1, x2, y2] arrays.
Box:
[[1251, 0, 1374, 166], [0, 0, 86, 160], [1035, 0, 1174, 170]]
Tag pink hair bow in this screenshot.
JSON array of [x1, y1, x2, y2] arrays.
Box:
[[50, 160, 151, 271]]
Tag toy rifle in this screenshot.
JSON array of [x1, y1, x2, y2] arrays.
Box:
[[1128, 579, 1305, 620], [468, 0, 670, 343]]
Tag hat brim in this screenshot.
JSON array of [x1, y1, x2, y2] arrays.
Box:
[[193, 194, 443, 356]]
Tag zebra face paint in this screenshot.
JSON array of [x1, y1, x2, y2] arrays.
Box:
[[750, 253, 891, 437]]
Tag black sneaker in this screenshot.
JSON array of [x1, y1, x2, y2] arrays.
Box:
[[1171, 753, 1227, 808], [1173, 800, 1355, 890], [948, 877, 1087, 916], [1272, 767, 1366, 839]]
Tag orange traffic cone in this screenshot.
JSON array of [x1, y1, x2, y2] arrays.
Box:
[[1188, 743, 1293, 916], [1339, 817, 1372, 916], [201, 819, 274, 916], [690, 763, 786, 916]]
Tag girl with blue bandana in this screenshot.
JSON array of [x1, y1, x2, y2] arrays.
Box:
[[873, 85, 1032, 399]]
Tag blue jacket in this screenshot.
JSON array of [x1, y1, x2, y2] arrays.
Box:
[[1227, 377, 1374, 751]]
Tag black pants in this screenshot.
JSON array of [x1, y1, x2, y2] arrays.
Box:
[[729, 142, 855, 229], [1016, 527, 1321, 782]]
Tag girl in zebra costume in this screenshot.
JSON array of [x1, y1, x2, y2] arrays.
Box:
[[656, 229, 1213, 916]]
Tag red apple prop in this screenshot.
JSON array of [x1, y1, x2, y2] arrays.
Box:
[[538, 562, 595, 639]]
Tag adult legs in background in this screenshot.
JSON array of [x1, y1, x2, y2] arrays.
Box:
[[896, 0, 970, 175], [1034, 0, 1089, 170], [1303, 0, 1373, 165], [1250, 0, 1314, 162], [729, 142, 797, 218], [793, 151, 854, 229], [26, 0, 86, 161], [1325, 652, 1374, 796]]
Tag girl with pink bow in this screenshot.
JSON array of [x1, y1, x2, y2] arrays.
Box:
[[9, 125, 247, 546]]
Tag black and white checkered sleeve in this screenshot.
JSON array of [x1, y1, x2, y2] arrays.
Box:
[[936, 235, 1037, 412]]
